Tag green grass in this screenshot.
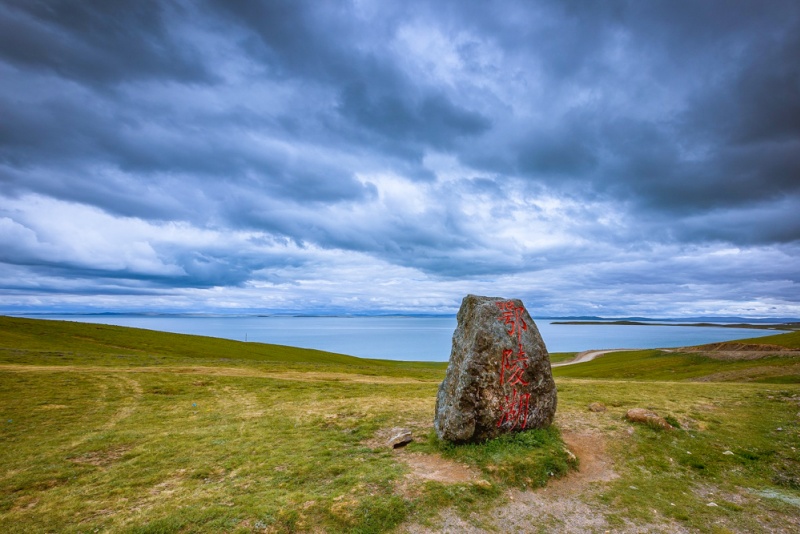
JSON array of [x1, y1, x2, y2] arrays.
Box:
[[0, 316, 448, 380], [553, 331, 800, 383], [547, 352, 576, 364], [2, 316, 799, 532], [434, 426, 576, 488], [736, 330, 800, 349], [555, 379, 800, 532], [553, 349, 800, 382], [0, 317, 570, 532]]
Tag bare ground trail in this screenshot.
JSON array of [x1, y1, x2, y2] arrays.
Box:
[[401, 426, 638, 534], [551, 348, 636, 367]]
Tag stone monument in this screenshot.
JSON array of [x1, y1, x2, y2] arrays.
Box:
[[434, 294, 557, 443]]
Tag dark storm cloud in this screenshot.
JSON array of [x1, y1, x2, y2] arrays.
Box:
[[0, 0, 798, 314], [447, 0, 800, 234], [0, 0, 213, 85]]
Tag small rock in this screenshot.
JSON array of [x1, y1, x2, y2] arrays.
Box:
[[776, 427, 783, 431], [723, 450, 734, 455], [625, 408, 673, 430], [387, 428, 413, 449], [588, 402, 607, 412], [707, 502, 718, 507]]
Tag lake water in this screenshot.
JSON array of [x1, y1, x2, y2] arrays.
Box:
[[20, 315, 785, 362]]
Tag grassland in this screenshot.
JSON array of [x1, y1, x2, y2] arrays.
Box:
[[1, 316, 799, 533], [552, 330, 800, 383]]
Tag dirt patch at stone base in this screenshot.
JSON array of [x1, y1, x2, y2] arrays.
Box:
[[398, 451, 480, 484], [399, 429, 624, 533], [553, 430, 618, 490]]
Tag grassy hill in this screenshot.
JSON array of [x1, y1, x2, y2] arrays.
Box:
[[1, 316, 799, 532], [553, 331, 800, 383]]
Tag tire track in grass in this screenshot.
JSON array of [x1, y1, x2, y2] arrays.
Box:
[[66, 373, 143, 449], [0, 365, 437, 384]]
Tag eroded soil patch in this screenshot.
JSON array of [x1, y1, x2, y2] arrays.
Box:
[[401, 429, 623, 533], [399, 451, 480, 484], [70, 445, 133, 467]]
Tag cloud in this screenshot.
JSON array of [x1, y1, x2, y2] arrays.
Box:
[[0, 0, 214, 85], [0, 0, 798, 317]]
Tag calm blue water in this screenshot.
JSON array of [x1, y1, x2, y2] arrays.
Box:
[[19, 315, 785, 362]]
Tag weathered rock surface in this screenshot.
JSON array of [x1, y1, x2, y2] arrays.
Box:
[[625, 408, 673, 430], [434, 294, 557, 443], [387, 428, 413, 449]]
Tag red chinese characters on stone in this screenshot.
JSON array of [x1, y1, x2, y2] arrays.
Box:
[[496, 300, 527, 342], [496, 300, 532, 430], [497, 390, 531, 430], [500, 347, 529, 387]]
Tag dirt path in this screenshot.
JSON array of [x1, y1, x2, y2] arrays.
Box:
[[0, 364, 436, 384], [552, 348, 636, 367], [401, 429, 623, 533]]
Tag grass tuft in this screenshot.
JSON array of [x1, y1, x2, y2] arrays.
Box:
[[432, 426, 578, 489]]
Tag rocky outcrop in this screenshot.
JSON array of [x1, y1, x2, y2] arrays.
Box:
[[434, 295, 557, 443]]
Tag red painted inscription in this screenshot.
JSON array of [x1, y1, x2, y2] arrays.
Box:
[[500, 347, 529, 387], [497, 390, 531, 430], [495, 300, 532, 430], [496, 300, 527, 342]]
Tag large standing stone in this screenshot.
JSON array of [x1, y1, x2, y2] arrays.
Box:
[[434, 294, 557, 443]]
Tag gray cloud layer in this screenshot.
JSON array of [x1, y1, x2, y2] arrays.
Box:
[[1, 0, 798, 316]]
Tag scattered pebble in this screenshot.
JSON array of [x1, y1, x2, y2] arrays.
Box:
[[707, 502, 718, 507], [776, 427, 783, 431], [686, 451, 692, 455], [629, 486, 638, 490], [670, 503, 676, 506], [723, 450, 734, 455]]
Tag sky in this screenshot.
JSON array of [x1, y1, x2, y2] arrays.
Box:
[[1, 0, 799, 318]]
